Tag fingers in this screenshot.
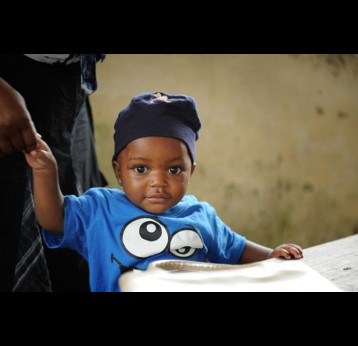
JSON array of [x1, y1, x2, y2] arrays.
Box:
[[31, 137, 51, 156], [274, 244, 303, 260], [0, 77, 38, 157], [0, 134, 16, 157], [11, 131, 27, 153], [278, 248, 293, 259], [286, 244, 303, 258], [21, 123, 38, 153], [24, 146, 51, 169], [23, 135, 54, 169], [0, 122, 37, 157]]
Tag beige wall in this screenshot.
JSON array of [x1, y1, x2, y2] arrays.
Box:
[[90, 54, 358, 248]]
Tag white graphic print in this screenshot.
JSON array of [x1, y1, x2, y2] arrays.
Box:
[[170, 229, 203, 257], [121, 217, 204, 259]]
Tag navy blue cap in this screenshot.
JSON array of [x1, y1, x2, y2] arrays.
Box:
[[113, 92, 201, 162]]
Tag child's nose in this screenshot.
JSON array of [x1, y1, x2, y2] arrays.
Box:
[[150, 171, 167, 187]]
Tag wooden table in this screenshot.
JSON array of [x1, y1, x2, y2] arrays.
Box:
[[302, 234, 358, 292]]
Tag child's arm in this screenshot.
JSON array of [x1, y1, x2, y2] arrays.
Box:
[[238, 240, 303, 264], [24, 136, 64, 234]]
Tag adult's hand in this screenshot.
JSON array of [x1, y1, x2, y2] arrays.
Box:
[[0, 78, 37, 158]]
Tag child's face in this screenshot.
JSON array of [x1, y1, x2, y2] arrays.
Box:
[[113, 136, 196, 214]]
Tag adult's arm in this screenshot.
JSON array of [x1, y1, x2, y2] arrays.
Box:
[[0, 77, 37, 158]]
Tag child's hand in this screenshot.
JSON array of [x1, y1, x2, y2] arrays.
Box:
[[269, 244, 303, 260], [23, 134, 56, 170]]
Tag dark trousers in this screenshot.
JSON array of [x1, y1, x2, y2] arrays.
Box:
[[0, 54, 101, 291], [0, 154, 27, 291]]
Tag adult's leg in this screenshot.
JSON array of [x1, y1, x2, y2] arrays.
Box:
[[0, 54, 86, 291], [13, 167, 51, 292], [0, 55, 52, 291], [0, 154, 27, 291], [72, 97, 108, 193], [71, 97, 108, 291], [25, 57, 89, 291]]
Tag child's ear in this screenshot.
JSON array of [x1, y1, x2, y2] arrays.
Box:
[[112, 160, 121, 181], [190, 162, 196, 176]]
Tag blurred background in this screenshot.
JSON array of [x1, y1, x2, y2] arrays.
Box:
[[90, 54, 358, 249]]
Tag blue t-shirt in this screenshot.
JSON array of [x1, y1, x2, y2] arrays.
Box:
[[43, 188, 246, 292]]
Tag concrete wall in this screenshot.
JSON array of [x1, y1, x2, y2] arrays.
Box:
[[90, 54, 358, 248]]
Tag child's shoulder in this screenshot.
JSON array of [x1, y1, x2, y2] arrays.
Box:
[[183, 194, 214, 210], [183, 194, 199, 203], [83, 187, 125, 199]]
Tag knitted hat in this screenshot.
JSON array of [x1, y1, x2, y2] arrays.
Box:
[[113, 92, 201, 163]]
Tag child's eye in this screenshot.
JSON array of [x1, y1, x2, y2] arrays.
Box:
[[168, 167, 182, 175], [133, 166, 147, 174]]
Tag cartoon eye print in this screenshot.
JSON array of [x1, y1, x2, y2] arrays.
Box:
[[170, 229, 204, 258], [121, 217, 169, 258]]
